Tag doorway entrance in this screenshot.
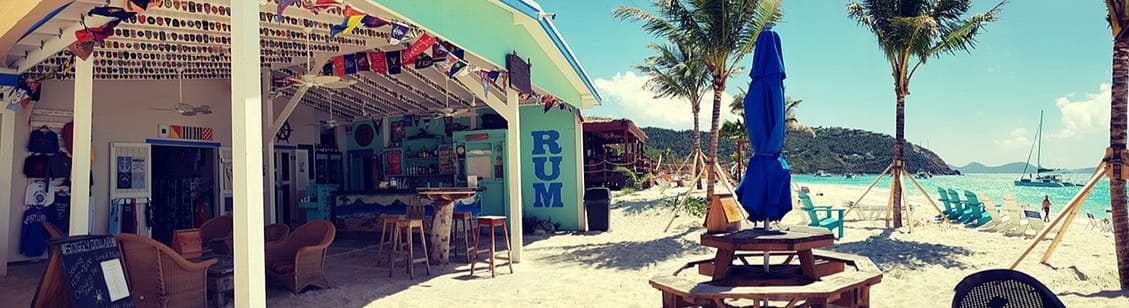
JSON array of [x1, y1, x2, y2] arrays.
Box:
[[150, 145, 216, 244]]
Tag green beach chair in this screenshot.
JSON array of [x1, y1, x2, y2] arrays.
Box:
[[796, 191, 845, 239], [946, 189, 966, 221], [962, 190, 988, 225], [937, 187, 956, 220]]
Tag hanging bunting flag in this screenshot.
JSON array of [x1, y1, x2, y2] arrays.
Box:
[[355, 51, 370, 71], [414, 54, 434, 69], [75, 19, 121, 43], [447, 60, 467, 78], [389, 23, 409, 45], [276, 0, 299, 23], [343, 53, 358, 75], [123, 0, 157, 14], [330, 14, 365, 37], [385, 50, 402, 74], [575, 108, 585, 122], [402, 33, 435, 65], [322, 62, 334, 76], [433, 41, 449, 60], [369, 51, 388, 73], [361, 15, 388, 28], [88, 6, 137, 20], [332, 56, 346, 77], [343, 5, 366, 17], [302, 0, 341, 15], [433, 44, 452, 71], [68, 40, 96, 60], [478, 70, 491, 98]]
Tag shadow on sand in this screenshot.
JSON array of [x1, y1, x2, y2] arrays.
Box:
[[533, 228, 712, 270], [825, 229, 974, 272]]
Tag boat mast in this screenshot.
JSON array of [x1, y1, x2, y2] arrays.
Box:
[[1036, 110, 1043, 177]]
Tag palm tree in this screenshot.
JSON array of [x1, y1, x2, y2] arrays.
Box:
[[730, 92, 814, 136], [1104, 0, 1129, 290], [847, 0, 1004, 228], [632, 43, 710, 179], [615, 0, 783, 202]]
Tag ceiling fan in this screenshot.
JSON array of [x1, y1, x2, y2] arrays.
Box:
[[308, 90, 342, 128], [423, 77, 473, 119], [151, 67, 212, 116]]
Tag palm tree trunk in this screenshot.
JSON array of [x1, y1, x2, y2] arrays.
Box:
[[693, 103, 702, 189], [706, 81, 725, 205], [1109, 37, 1129, 290], [892, 92, 906, 229]]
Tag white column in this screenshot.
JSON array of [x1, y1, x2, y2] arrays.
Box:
[[573, 116, 587, 231], [505, 88, 523, 263], [231, 0, 267, 306], [0, 109, 15, 276], [69, 57, 94, 235], [263, 69, 276, 224]]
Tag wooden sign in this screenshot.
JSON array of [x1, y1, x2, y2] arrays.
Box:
[[506, 52, 531, 94], [33, 235, 134, 308], [705, 193, 742, 233]]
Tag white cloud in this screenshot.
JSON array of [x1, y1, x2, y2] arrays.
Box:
[[592, 71, 738, 130], [995, 127, 1031, 148], [1055, 83, 1111, 138]]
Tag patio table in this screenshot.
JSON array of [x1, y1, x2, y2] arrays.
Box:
[[417, 187, 484, 265]]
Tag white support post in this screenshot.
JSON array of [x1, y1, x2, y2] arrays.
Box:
[[0, 109, 14, 276], [231, 1, 267, 306], [505, 88, 523, 263], [573, 116, 587, 231], [263, 69, 277, 224], [69, 57, 94, 235]]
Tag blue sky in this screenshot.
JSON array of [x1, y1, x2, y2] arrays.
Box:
[[541, 0, 1115, 169]]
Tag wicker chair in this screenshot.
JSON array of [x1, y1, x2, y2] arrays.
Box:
[[265, 223, 291, 242], [264, 220, 336, 294], [116, 233, 216, 308], [199, 216, 233, 255]]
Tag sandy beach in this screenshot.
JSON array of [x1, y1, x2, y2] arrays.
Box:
[[2, 182, 1127, 307]]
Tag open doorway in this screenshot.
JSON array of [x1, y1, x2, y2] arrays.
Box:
[[150, 145, 216, 244]]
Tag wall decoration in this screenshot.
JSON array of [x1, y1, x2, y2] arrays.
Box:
[[158, 124, 213, 141], [507, 52, 532, 94]]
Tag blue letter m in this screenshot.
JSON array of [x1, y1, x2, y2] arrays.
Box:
[[532, 182, 564, 208]]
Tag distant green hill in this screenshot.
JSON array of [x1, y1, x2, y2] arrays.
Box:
[[641, 126, 957, 175], [954, 162, 1094, 174]]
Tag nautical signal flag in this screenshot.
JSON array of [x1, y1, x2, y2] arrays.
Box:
[[402, 33, 435, 65]]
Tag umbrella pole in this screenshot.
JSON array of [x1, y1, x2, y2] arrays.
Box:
[[843, 163, 894, 219]]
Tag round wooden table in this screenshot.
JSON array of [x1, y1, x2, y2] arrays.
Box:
[[417, 187, 484, 265]]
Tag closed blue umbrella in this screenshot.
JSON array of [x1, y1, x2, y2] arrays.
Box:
[[735, 25, 791, 223]]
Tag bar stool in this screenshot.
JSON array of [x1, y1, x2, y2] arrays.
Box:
[[388, 205, 430, 278], [451, 211, 474, 263], [376, 214, 406, 264], [470, 216, 513, 278]]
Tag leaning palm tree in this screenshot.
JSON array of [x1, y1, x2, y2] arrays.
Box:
[[1104, 0, 1129, 290], [632, 43, 710, 179], [616, 0, 783, 202], [847, 0, 1004, 228]]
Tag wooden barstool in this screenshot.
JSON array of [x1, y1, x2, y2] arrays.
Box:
[[388, 205, 430, 278], [470, 216, 513, 278], [451, 211, 474, 263], [376, 214, 406, 264]]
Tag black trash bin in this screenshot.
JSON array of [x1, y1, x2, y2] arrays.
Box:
[[585, 187, 611, 231]]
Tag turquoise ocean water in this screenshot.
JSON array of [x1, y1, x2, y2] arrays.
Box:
[[791, 173, 1120, 218]]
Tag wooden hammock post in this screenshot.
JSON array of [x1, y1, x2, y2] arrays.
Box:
[[663, 163, 708, 232], [885, 170, 898, 227], [905, 170, 952, 223], [842, 163, 894, 219], [1010, 161, 1107, 269], [902, 185, 913, 233], [1037, 161, 1109, 264]]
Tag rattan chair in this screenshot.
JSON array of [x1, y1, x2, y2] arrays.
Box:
[[116, 233, 216, 308], [265, 219, 336, 294], [265, 223, 291, 242], [199, 216, 233, 255]]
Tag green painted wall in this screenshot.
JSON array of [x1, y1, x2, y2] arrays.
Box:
[[519, 105, 581, 230]]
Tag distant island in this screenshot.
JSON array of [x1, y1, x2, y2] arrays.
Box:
[[950, 162, 1094, 174], [641, 126, 958, 175]]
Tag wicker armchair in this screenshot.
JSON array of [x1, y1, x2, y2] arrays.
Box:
[[265, 223, 291, 242], [116, 233, 216, 308], [199, 216, 233, 255], [264, 220, 336, 294]]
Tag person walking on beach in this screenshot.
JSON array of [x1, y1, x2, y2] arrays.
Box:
[[1042, 195, 1051, 222]]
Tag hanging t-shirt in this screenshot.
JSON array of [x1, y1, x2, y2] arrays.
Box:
[[19, 207, 48, 256], [25, 180, 54, 206], [49, 192, 71, 234], [108, 198, 120, 236]]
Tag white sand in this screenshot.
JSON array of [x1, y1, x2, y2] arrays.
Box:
[[262, 183, 1129, 307]]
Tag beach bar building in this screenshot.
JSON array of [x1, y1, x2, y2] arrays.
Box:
[[0, 0, 599, 303]]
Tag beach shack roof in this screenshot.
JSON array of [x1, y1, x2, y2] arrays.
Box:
[[1, 0, 602, 118], [583, 117, 647, 144]]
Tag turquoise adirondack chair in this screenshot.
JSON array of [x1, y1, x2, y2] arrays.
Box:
[[796, 191, 845, 239], [963, 191, 992, 227], [937, 187, 955, 220], [947, 189, 966, 221]]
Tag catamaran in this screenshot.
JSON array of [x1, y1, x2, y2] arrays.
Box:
[[1015, 110, 1078, 187]]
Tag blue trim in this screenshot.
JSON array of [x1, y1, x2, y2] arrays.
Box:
[[0, 73, 18, 86], [18, 1, 75, 42], [498, 0, 602, 105], [145, 138, 221, 148], [274, 144, 298, 150]]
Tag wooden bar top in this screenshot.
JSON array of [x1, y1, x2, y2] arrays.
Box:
[[700, 226, 834, 252]]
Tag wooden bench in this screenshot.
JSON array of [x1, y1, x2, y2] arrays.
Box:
[[651, 250, 883, 308]]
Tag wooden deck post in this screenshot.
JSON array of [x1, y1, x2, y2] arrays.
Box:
[[68, 56, 93, 235]]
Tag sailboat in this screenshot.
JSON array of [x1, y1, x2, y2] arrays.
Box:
[[1014, 110, 1077, 187]]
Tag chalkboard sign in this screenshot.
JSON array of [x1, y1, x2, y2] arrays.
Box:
[[54, 235, 134, 308]]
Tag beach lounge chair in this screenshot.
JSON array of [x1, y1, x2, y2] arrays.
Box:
[[1084, 211, 1101, 231], [796, 191, 844, 239], [1102, 217, 1114, 233], [983, 198, 1017, 233], [947, 189, 966, 221], [974, 197, 1002, 230], [936, 187, 956, 221], [1008, 210, 1046, 238], [962, 191, 990, 227], [952, 269, 1066, 308]]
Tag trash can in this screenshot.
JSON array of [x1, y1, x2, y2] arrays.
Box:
[[585, 187, 611, 231]]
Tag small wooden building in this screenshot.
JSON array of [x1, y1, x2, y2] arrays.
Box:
[[582, 118, 654, 189]]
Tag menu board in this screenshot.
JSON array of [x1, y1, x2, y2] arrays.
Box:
[[57, 235, 134, 308]]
